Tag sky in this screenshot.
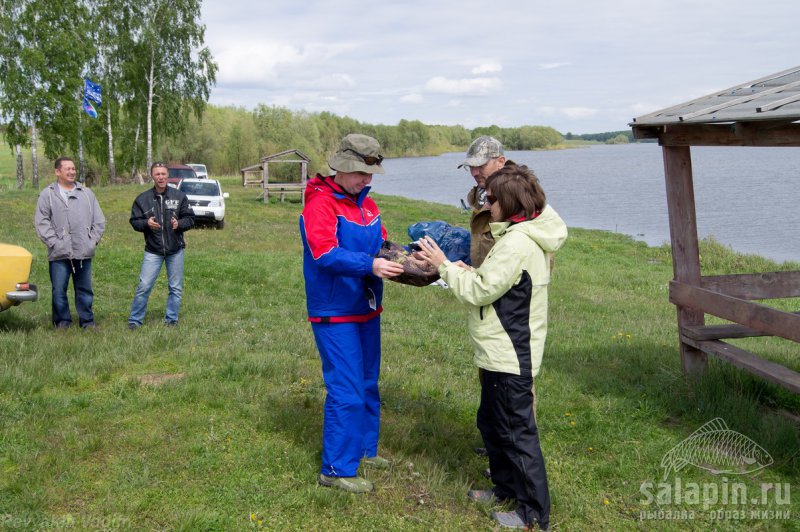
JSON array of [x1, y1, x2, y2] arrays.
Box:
[[200, 0, 800, 135]]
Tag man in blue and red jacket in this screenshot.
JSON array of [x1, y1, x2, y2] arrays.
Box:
[[299, 134, 403, 493]]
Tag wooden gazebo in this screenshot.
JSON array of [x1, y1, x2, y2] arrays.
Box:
[[630, 66, 800, 394], [240, 149, 311, 204]]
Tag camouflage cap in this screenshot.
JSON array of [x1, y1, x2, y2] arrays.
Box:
[[458, 136, 504, 168], [327, 133, 385, 174]]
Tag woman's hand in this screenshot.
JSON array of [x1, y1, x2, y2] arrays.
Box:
[[415, 236, 447, 268], [372, 258, 404, 278]]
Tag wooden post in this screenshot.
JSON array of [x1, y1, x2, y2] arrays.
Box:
[[662, 145, 707, 374], [300, 161, 308, 205], [262, 162, 270, 204]]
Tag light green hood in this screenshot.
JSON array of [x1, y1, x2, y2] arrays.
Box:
[[489, 204, 568, 254]]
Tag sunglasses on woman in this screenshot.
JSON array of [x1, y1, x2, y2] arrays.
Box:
[[344, 148, 384, 166]]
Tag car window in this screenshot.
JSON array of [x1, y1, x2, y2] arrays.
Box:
[[168, 168, 196, 179], [179, 182, 220, 196]]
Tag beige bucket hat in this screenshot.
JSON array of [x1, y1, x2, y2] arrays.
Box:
[[328, 134, 385, 174]]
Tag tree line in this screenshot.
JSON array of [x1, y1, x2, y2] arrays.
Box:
[[0, 0, 216, 188], [4, 98, 568, 184], [157, 106, 567, 179], [565, 130, 633, 143], [0, 0, 587, 187]]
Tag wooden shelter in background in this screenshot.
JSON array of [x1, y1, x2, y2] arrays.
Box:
[[240, 149, 311, 204], [630, 65, 800, 394]]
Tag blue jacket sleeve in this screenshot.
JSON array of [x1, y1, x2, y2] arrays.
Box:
[[301, 198, 375, 277]]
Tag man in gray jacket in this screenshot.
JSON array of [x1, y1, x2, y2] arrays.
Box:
[[34, 157, 106, 328]]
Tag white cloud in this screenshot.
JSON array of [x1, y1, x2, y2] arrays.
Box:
[[562, 107, 598, 119], [424, 76, 503, 95], [472, 62, 503, 74], [216, 42, 302, 83], [539, 62, 571, 70], [630, 102, 660, 116], [203, 1, 800, 132], [215, 40, 357, 85], [400, 93, 424, 103], [307, 73, 356, 88]]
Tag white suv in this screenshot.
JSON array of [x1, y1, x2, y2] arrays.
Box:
[[178, 178, 228, 229], [187, 163, 208, 179]]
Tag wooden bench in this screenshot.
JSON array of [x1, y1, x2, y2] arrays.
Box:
[[263, 183, 305, 203]]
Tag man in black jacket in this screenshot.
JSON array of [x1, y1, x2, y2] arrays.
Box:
[[128, 162, 194, 329]]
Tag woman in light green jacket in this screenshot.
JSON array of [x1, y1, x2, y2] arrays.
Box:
[[416, 164, 567, 531]]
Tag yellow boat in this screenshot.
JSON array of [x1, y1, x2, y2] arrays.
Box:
[[0, 243, 38, 312]]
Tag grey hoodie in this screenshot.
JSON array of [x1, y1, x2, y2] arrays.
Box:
[[34, 182, 106, 261]]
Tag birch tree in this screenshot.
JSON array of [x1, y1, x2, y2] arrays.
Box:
[[0, 0, 30, 187], [1, 0, 215, 183], [131, 0, 217, 171], [0, 0, 93, 188], [86, 0, 137, 183]]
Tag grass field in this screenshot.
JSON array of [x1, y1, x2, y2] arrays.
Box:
[[1, 172, 799, 530]]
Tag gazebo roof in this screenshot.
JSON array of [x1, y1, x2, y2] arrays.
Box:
[[260, 149, 311, 162], [631, 65, 800, 127], [240, 148, 312, 173]]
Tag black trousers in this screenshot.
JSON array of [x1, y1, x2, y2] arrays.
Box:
[[477, 370, 550, 529]]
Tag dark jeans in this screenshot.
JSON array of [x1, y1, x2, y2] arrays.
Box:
[[49, 258, 94, 327], [477, 370, 550, 529]]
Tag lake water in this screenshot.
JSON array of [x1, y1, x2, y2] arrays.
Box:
[[373, 143, 799, 264]]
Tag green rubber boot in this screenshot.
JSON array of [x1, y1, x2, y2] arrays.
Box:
[[318, 474, 374, 493]]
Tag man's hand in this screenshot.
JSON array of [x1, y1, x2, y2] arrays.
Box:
[[171, 216, 179, 230], [372, 258, 404, 278], [147, 216, 161, 230]]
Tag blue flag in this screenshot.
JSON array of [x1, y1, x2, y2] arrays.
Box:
[[82, 97, 98, 118], [83, 78, 102, 105]]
